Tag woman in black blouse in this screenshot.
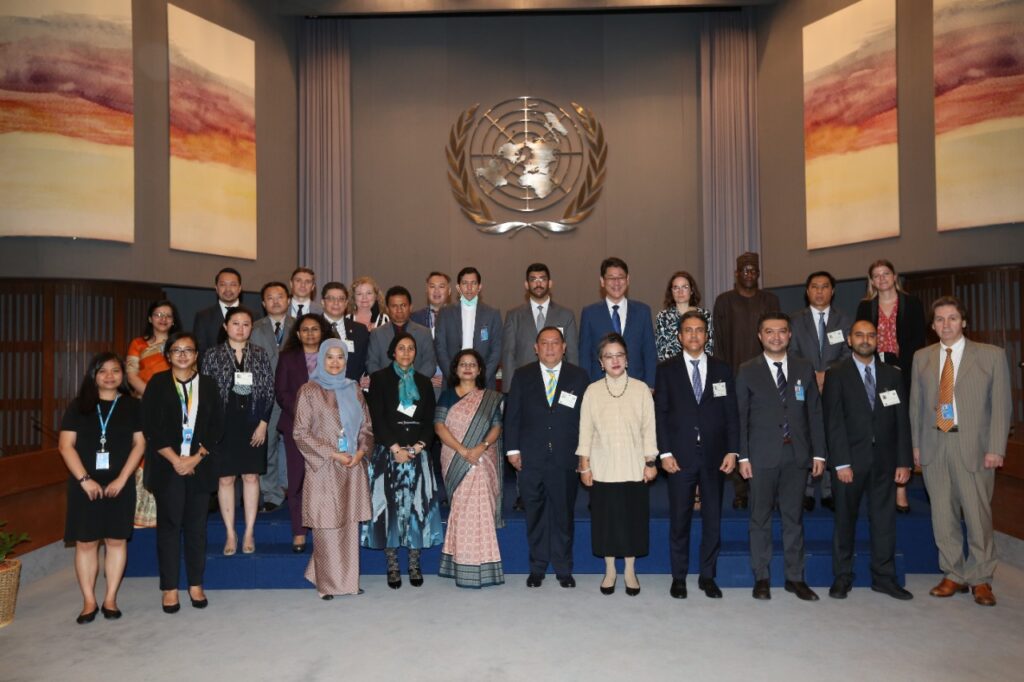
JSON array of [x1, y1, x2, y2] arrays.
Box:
[[142, 332, 223, 613], [58, 353, 145, 623], [363, 332, 442, 588]]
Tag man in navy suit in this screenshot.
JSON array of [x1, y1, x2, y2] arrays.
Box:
[[319, 281, 370, 381], [504, 326, 590, 588], [655, 310, 739, 599], [410, 271, 450, 393], [579, 257, 657, 387], [192, 267, 243, 356], [435, 267, 502, 389]]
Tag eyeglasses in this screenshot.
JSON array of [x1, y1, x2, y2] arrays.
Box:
[[169, 348, 196, 357], [671, 284, 692, 292], [152, 312, 174, 319], [601, 352, 626, 360], [322, 296, 347, 303], [604, 276, 627, 283], [457, 362, 479, 369], [528, 276, 549, 283]]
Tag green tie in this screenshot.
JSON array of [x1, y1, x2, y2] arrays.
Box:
[[546, 369, 557, 406]]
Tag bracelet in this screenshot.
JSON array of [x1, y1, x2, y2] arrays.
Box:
[[482, 440, 490, 449], [577, 468, 591, 474], [79, 473, 91, 483]]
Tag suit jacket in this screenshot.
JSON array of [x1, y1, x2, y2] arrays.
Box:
[[736, 352, 827, 469], [250, 315, 294, 375], [141, 372, 224, 493], [192, 304, 228, 357], [503, 361, 590, 471], [435, 302, 503, 389], [366, 366, 436, 449], [578, 299, 658, 387], [366, 321, 437, 379], [275, 349, 312, 436], [289, 300, 322, 318], [655, 354, 739, 470], [501, 300, 579, 392], [410, 306, 440, 336], [909, 339, 1012, 471], [324, 316, 371, 380], [789, 306, 853, 372], [855, 292, 926, 371], [822, 357, 912, 472]]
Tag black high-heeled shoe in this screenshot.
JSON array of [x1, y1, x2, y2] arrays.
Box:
[[600, 577, 616, 596], [76, 608, 99, 624], [625, 577, 641, 597], [100, 606, 122, 620], [408, 549, 424, 587], [162, 602, 180, 614]]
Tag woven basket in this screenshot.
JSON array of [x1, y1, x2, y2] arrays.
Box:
[[0, 559, 22, 628]]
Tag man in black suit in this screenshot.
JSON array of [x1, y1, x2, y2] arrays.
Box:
[[737, 311, 827, 601], [504, 326, 590, 589], [655, 311, 739, 599], [320, 281, 370, 381], [823, 320, 913, 600], [192, 267, 242, 356]]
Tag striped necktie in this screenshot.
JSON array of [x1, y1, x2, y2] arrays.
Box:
[[545, 369, 557, 406], [936, 348, 954, 431], [774, 361, 791, 440], [691, 359, 702, 402], [864, 365, 876, 410]]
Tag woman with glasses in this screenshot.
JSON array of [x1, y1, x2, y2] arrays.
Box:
[[655, 272, 713, 361], [141, 332, 223, 613], [577, 333, 659, 596]]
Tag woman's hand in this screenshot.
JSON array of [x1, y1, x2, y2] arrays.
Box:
[[359, 375, 370, 390], [81, 478, 104, 501], [580, 470, 593, 488], [391, 445, 411, 465], [104, 475, 129, 498], [643, 464, 658, 483], [346, 450, 366, 468], [250, 421, 268, 447], [172, 455, 199, 477], [333, 452, 353, 466]]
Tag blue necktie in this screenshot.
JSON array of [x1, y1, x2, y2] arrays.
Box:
[[274, 321, 282, 345], [774, 361, 791, 441], [691, 359, 702, 402], [818, 311, 826, 357], [864, 365, 876, 410], [611, 304, 622, 334]]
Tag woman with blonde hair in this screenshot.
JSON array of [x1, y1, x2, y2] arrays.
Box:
[[348, 276, 390, 331]]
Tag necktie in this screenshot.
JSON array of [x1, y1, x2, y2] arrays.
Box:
[[774, 361, 791, 440], [691, 359, 702, 402], [611, 304, 622, 334], [296, 303, 304, 317], [937, 348, 954, 431], [818, 311, 827, 357], [274, 321, 282, 345], [545, 369, 557, 406], [864, 365, 875, 410], [428, 308, 434, 330], [331, 321, 338, 335], [536, 304, 546, 331]]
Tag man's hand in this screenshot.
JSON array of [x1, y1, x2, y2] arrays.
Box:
[[661, 456, 680, 474], [894, 467, 911, 485], [836, 468, 853, 484], [739, 461, 753, 480], [507, 454, 522, 472], [811, 459, 825, 477], [983, 453, 1005, 470], [720, 454, 737, 474]]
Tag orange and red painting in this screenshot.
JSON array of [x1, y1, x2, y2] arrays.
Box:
[[168, 5, 256, 259], [0, 0, 133, 243], [934, 0, 1024, 232], [803, 0, 899, 249]]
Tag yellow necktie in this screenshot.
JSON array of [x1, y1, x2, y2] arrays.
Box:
[[936, 348, 954, 431]]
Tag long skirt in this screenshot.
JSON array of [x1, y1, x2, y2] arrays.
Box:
[[590, 480, 650, 558], [361, 444, 443, 550], [438, 448, 504, 588], [306, 525, 362, 596]]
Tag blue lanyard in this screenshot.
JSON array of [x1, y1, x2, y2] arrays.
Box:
[[96, 396, 120, 449]]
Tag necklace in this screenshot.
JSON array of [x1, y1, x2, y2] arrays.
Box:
[[604, 375, 628, 398]]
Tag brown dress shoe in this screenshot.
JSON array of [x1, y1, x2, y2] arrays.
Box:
[[929, 578, 969, 597], [971, 583, 996, 607]]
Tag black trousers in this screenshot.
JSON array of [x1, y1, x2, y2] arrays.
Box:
[[832, 446, 898, 582], [667, 451, 724, 580], [519, 465, 579, 575], [154, 474, 210, 590], [749, 446, 808, 582]]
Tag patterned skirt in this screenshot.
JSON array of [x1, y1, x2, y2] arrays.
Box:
[[360, 444, 443, 550]]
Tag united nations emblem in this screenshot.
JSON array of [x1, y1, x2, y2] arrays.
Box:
[[446, 97, 607, 236]]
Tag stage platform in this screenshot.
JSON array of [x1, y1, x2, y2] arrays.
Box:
[[124, 474, 940, 589]]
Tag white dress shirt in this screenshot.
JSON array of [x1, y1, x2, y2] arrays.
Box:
[[460, 300, 477, 349]]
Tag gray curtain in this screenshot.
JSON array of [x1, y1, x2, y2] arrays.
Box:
[[700, 9, 761, 301], [299, 19, 353, 286]]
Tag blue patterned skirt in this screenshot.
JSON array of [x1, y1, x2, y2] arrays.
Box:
[[360, 444, 443, 550]]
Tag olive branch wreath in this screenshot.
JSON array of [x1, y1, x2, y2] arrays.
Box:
[[445, 101, 607, 237]]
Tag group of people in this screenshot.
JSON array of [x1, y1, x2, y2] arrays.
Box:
[[57, 253, 1012, 623]]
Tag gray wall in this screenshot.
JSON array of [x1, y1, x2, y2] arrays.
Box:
[[349, 12, 703, 316], [0, 0, 300, 290], [754, 0, 1023, 288]]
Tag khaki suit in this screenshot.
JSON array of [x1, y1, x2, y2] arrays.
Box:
[[909, 339, 1012, 585]]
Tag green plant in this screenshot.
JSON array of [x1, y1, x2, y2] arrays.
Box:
[[0, 522, 29, 562]]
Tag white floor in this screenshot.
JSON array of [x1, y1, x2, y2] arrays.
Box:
[[2, 565, 1023, 682]]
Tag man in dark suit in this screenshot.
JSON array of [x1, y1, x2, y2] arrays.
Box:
[[287, 267, 322, 318], [320, 281, 370, 381], [192, 267, 242, 356], [578, 257, 657, 387], [823, 320, 913, 600], [410, 271, 450, 393], [789, 270, 853, 512], [435, 267, 502, 389], [737, 311, 827, 601], [366, 286, 437, 378], [655, 310, 739, 599], [504, 326, 590, 589]]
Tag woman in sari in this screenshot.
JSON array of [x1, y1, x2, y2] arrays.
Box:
[[433, 349, 504, 589]]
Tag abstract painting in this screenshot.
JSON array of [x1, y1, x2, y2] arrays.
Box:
[[168, 5, 256, 259], [934, 0, 1024, 232], [0, 0, 133, 242], [803, 0, 899, 249]]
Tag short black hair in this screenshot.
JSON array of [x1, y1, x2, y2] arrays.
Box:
[[385, 285, 412, 305], [535, 325, 565, 343], [387, 331, 417, 360], [426, 271, 450, 283], [215, 267, 242, 286], [525, 263, 550, 280], [600, 257, 628, 277], [596, 332, 628, 359], [757, 311, 791, 330], [163, 332, 199, 365], [805, 271, 836, 289], [448, 348, 487, 389], [457, 267, 481, 284], [260, 281, 289, 300], [321, 281, 348, 298], [677, 309, 708, 332]]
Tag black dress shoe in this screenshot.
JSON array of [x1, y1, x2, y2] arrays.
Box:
[[260, 502, 279, 513], [600, 577, 616, 595], [752, 580, 771, 600], [896, 504, 911, 514], [670, 579, 687, 599], [556, 574, 576, 588], [162, 602, 180, 614], [512, 496, 525, 512], [732, 496, 748, 510], [625, 577, 641, 597], [872, 581, 913, 600], [829, 577, 852, 599], [803, 495, 816, 512], [698, 578, 722, 599], [821, 496, 835, 512], [189, 596, 209, 609], [526, 573, 544, 588], [785, 580, 820, 601], [321, 594, 334, 601], [76, 608, 99, 624], [100, 606, 122, 620], [293, 543, 306, 554]]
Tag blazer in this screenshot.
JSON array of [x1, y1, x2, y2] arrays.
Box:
[[366, 366, 436, 449], [250, 315, 294, 375], [735, 352, 827, 469], [855, 292, 926, 370], [289, 300, 322, 318], [324, 316, 371, 380], [789, 306, 853, 372], [503, 361, 590, 471], [192, 304, 227, 357], [410, 306, 440, 336], [822, 357, 912, 471], [141, 372, 224, 493], [909, 339, 1012, 471], [579, 299, 658, 387], [655, 354, 740, 469], [501, 300, 579, 392], [435, 302, 503, 389], [275, 349, 312, 435], [366, 320, 437, 378]]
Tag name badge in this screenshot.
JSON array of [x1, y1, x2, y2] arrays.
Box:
[[480, 327, 489, 342], [712, 382, 727, 398], [557, 326, 564, 335], [827, 330, 845, 345], [397, 403, 417, 417], [794, 381, 806, 401], [95, 450, 110, 470], [879, 389, 900, 407], [557, 391, 578, 409], [234, 371, 253, 386], [181, 427, 194, 457], [940, 403, 954, 420], [878, 351, 886, 363], [345, 340, 355, 353]]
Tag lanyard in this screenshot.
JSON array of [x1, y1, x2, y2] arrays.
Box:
[[175, 376, 194, 425], [96, 396, 120, 450]]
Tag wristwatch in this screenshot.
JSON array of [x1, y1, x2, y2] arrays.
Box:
[[644, 460, 658, 468], [79, 473, 92, 482]]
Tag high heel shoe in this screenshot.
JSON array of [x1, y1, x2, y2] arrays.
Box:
[[76, 608, 99, 624], [625, 576, 641, 597], [408, 549, 424, 587], [101, 606, 122, 620], [188, 588, 208, 609], [242, 535, 256, 554], [385, 548, 402, 589], [162, 602, 180, 614], [600, 576, 616, 596], [223, 533, 237, 556]]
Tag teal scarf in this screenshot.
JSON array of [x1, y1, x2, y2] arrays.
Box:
[[393, 362, 420, 408]]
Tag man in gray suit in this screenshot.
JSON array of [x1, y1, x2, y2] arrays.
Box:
[[435, 267, 502, 389], [789, 271, 852, 512], [910, 296, 1012, 607], [737, 311, 827, 601], [366, 285, 437, 379], [501, 263, 579, 393], [250, 281, 293, 511]]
